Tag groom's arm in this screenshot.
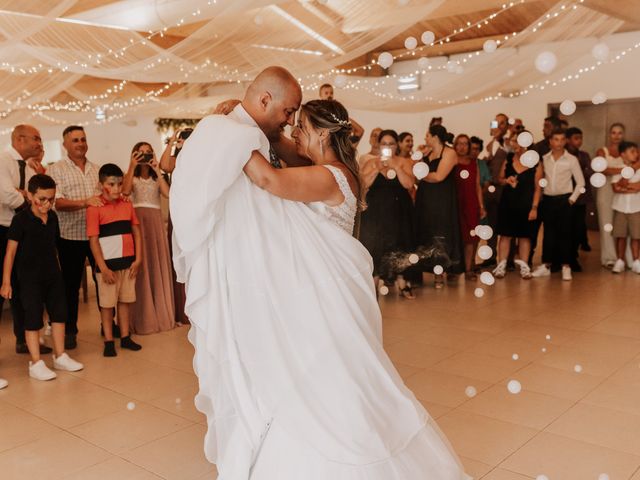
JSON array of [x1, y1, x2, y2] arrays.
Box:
[[271, 135, 312, 168]]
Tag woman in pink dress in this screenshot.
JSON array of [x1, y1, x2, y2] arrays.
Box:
[[122, 142, 175, 334]]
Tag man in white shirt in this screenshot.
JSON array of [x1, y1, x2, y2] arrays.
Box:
[[532, 129, 586, 280], [611, 141, 640, 274], [0, 124, 53, 362], [48, 126, 103, 349]]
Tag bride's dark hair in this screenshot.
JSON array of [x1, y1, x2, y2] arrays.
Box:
[[301, 100, 363, 233]]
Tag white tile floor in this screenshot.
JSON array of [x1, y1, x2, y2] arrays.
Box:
[[1, 233, 640, 479]]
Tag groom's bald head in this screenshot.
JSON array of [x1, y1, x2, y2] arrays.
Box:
[[243, 66, 302, 141]]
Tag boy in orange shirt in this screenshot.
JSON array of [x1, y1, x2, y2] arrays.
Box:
[[87, 164, 143, 356]]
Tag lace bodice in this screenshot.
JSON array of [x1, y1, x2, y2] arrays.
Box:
[[131, 176, 161, 209], [308, 165, 357, 235]]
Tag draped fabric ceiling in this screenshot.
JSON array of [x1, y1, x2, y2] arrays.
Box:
[[0, 0, 639, 126]]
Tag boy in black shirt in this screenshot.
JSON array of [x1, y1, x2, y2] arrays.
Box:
[[1, 174, 83, 381]]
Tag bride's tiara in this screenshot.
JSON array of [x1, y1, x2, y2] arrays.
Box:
[[329, 112, 351, 128]]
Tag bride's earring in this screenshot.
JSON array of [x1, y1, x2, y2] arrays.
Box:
[[319, 138, 324, 158]]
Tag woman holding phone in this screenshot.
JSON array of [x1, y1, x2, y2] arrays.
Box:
[[359, 130, 417, 298], [122, 142, 175, 334]]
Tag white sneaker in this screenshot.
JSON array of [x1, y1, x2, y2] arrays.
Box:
[[0, 377, 7, 390], [514, 259, 532, 279], [532, 264, 551, 277], [562, 265, 573, 281], [53, 353, 84, 372], [612, 259, 626, 274], [29, 360, 57, 381], [632, 259, 640, 274], [492, 260, 507, 279]]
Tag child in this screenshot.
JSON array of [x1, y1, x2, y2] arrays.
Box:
[[87, 164, 143, 356], [611, 141, 640, 274], [1, 174, 83, 380]]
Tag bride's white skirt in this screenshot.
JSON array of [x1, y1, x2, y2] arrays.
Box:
[[251, 419, 471, 480], [171, 115, 471, 480]]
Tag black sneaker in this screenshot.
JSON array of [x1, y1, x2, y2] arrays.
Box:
[[121, 336, 142, 351], [103, 341, 117, 357], [64, 335, 77, 350], [15, 343, 53, 354]]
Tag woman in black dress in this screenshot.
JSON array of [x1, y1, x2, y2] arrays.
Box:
[[414, 125, 464, 288], [360, 130, 417, 298], [493, 133, 543, 279]]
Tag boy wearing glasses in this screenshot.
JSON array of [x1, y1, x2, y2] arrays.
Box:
[[1, 174, 83, 380]]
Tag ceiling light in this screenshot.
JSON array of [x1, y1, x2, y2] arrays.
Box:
[[250, 44, 323, 56], [269, 5, 345, 55]]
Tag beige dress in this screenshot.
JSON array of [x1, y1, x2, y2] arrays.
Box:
[[130, 176, 175, 334]]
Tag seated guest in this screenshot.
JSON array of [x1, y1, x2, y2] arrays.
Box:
[[87, 164, 143, 357], [122, 143, 175, 334], [1, 175, 83, 381], [611, 141, 640, 274], [493, 133, 543, 279], [532, 130, 585, 281]]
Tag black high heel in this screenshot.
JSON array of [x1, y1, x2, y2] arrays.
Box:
[[400, 286, 415, 299]]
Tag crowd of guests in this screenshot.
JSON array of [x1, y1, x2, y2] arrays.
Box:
[[1, 90, 639, 390], [0, 124, 188, 388], [357, 112, 640, 298]]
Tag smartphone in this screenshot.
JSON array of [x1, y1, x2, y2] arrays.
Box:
[[171, 128, 194, 157], [139, 153, 153, 163], [380, 146, 393, 159], [490, 120, 498, 129]]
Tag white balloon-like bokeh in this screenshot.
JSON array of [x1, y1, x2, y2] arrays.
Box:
[[559, 99, 577, 116], [127, 401, 136, 411], [539, 178, 548, 188], [474, 288, 485, 298], [412, 151, 424, 161], [386, 169, 397, 180], [421, 31, 435, 45], [333, 74, 348, 88], [591, 156, 607, 172], [459, 169, 470, 180], [590, 172, 607, 188], [574, 364, 583, 373], [592, 91, 608, 105], [521, 150, 540, 168], [379, 285, 389, 296], [417, 56, 430, 69], [404, 36, 418, 50], [475, 225, 494, 241], [413, 162, 429, 179], [592, 42, 610, 61], [480, 271, 495, 286], [488, 185, 496, 193], [433, 265, 444, 275], [517, 131, 533, 148], [465, 386, 477, 398], [604, 223, 613, 233], [378, 52, 394, 69], [477, 245, 493, 260], [621, 166, 635, 179], [483, 39, 497, 53], [507, 380, 522, 394], [408, 253, 419, 264], [535, 51, 558, 74], [512, 353, 520, 361]]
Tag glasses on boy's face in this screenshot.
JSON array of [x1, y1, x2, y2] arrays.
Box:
[[34, 196, 55, 206]]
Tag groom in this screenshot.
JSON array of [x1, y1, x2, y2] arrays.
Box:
[[212, 67, 310, 169]]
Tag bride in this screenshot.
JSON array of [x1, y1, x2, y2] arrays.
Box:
[[170, 67, 470, 479]]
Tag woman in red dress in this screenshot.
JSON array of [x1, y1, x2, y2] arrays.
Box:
[[454, 134, 486, 280]]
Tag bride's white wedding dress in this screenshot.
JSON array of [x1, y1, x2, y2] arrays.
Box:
[[171, 105, 471, 480]]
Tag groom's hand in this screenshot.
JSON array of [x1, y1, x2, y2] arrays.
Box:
[[213, 99, 241, 115]]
